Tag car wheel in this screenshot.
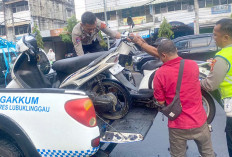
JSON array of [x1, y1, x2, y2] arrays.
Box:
[[0, 138, 23, 157]]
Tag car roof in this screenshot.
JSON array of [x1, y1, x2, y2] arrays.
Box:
[[173, 33, 213, 42]]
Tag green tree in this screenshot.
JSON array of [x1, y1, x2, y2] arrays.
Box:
[[60, 15, 78, 43], [32, 24, 44, 49], [158, 17, 174, 39]]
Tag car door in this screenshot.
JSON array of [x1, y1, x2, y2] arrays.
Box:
[[189, 36, 217, 61]]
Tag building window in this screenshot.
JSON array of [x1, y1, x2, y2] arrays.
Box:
[[12, 1, 29, 13], [96, 13, 105, 21], [66, 9, 72, 18], [213, 0, 220, 5], [122, 8, 132, 18], [199, 0, 206, 8], [175, 2, 181, 11], [168, 2, 175, 12], [15, 24, 29, 35], [107, 11, 116, 20], [229, 0, 232, 3], [155, 4, 161, 14], [206, 0, 213, 6], [160, 3, 167, 13], [0, 2, 3, 12], [221, 0, 228, 4], [182, 1, 188, 10], [0, 26, 5, 36]]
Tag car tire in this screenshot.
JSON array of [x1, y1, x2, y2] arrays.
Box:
[[0, 138, 23, 157]]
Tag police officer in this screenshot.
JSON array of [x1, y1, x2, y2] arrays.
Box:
[[201, 18, 232, 156], [72, 11, 121, 56]]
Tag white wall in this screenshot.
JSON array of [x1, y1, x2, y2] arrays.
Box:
[[13, 10, 31, 25], [0, 12, 4, 25]]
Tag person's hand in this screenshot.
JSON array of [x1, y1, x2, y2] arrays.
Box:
[[115, 32, 121, 39], [207, 58, 216, 71], [127, 34, 145, 44]]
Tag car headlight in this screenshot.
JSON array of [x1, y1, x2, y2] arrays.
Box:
[[132, 56, 142, 63]]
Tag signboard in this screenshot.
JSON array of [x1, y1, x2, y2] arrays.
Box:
[[50, 28, 64, 37], [134, 30, 150, 39], [40, 30, 51, 38], [211, 4, 231, 14], [123, 16, 146, 25]]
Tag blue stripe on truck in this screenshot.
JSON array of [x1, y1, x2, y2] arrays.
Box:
[[37, 146, 99, 157]]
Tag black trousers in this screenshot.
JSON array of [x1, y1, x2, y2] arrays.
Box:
[[226, 117, 232, 157], [82, 40, 104, 54]]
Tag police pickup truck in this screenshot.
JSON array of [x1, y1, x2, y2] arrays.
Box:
[[0, 88, 158, 157]]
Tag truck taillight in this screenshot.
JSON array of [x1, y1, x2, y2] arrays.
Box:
[[65, 98, 97, 127]]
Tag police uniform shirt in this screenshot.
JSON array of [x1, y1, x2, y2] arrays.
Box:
[[72, 18, 117, 56]]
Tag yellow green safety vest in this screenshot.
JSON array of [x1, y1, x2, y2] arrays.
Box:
[[215, 47, 232, 99]]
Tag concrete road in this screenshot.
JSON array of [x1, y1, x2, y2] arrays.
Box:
[[104, 72, 230, 157]]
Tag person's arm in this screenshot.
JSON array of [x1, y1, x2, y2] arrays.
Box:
[[72, 25, 84, 56], [97, 19, 121, 39], [129, 34, 159, 57], [201, 56, 229, 91]]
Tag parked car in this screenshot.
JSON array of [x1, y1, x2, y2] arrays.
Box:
[[144, 21, 194, 45], [132, 33, 219, 72]]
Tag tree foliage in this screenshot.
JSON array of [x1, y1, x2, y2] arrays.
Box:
[[32, 24, 44, 49], [60, 15, 78, 43], [158, 17, 174, 39]]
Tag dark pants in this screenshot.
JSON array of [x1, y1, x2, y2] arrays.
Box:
[[226, 117, 232, 157], [82, 40, 104, 54]]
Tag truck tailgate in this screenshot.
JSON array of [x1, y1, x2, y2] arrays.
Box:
[[99, 106, 158, 143]]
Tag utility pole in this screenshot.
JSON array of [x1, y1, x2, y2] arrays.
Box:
[[194, 0, 200, 34], [103, 0, 110, 49]]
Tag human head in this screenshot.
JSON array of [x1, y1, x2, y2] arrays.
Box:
[[157, 39, 178, 63], [153, 37, 168, 47], [81, 11, 97, 34], [213, 18, 232, 48], [49, 49, 53, 52]]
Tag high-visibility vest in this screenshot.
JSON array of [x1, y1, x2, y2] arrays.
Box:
[[215, 47, 232, 99]]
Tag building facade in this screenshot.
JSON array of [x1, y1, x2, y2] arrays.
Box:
[[84, 0, 232, 35], [0, 0, 75, 59]]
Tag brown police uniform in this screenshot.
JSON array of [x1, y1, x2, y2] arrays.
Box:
[[72, 18, 117, 56]]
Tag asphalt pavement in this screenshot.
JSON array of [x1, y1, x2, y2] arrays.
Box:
[[105, 72, 230, 157], [104, 100, 228, 157]]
